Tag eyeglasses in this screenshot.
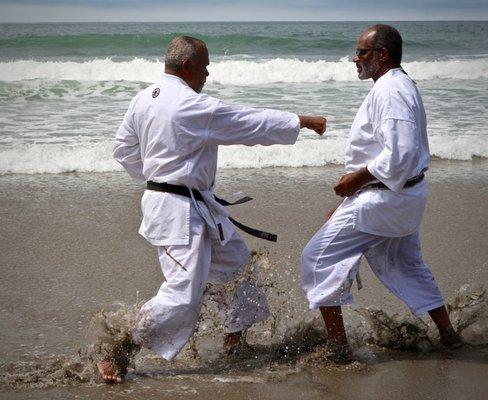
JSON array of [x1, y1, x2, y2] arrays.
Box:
[[355, 47, 382, 57]]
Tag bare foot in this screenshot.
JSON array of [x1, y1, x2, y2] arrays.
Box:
[[97, 360, 124, 384]]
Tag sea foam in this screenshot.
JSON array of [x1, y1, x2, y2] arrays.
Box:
[[1, 57, 488, 84], [1, 134, 487, 175]]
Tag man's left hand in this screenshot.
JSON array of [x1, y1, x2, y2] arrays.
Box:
[[333, 167, 375, 197]]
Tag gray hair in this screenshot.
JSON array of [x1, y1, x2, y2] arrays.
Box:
[[164, 36, 206, 71]]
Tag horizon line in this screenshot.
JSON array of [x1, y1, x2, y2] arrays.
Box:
[[1, 19, 488, 23]]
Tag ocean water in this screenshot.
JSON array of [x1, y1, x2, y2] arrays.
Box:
[[0, 21, 487, 174]]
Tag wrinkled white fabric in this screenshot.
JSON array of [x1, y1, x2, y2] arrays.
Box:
[[346, 68, 429, 237], [132, 205, 270, 361], [301, 67, 445, 313], [114, 73, 299, 360], [114, 73, 300, 246], [301, 196, 444, 314]]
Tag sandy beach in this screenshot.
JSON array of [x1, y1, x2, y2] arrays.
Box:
[[0, 160, 487, 399]]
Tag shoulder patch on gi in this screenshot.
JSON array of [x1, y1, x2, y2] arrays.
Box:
[[152, 88, 160, 98]]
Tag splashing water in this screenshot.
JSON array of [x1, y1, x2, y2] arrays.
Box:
[[1, 248, 487, 390], [84, 303, 142, 378], [0, 303, 142, 389], [447, 284, 487, 345]]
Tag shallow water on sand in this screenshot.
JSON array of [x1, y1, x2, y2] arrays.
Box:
[[1, 278, 487, 390], [1, 161, 487, 399]]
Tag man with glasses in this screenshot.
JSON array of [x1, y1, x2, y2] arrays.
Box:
[[301, 24, 461, 363]]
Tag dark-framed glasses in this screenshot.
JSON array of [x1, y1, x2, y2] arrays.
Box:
[[355, 47, 382, 57]]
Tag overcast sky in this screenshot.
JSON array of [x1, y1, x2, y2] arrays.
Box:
[[1, 0, 487, 23]]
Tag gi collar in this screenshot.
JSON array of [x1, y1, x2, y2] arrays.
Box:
[[162, 72, 190, 88]]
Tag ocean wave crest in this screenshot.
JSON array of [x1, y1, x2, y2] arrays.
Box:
[[1, 57, 488, 84], [1, 135, 487, 175]]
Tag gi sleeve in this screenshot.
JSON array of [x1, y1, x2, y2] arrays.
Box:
[[112, 98, 145, 182], [205, 100, 300, 146], [367, 118, 420, 192], [366, 87, 421, 192]]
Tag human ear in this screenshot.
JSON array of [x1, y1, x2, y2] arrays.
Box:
[[181, 59, 192, 75], [379, 48, 389, 63]]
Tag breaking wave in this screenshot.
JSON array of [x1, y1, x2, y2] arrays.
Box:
[[1, 57, 488, 84], [1, 134, 487, 175], [1, 136, 486, 175]]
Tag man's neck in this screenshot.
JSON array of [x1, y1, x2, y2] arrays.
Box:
[[165, 68, 182, 79], [164, 69, 191, 86], [372, 63, 400, 82]]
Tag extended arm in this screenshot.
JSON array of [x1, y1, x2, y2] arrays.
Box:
[[206, 100, 326, 146], [298, 115, 326, 135]]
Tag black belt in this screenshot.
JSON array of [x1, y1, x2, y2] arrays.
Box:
[[363, 173, 425, 190], [146, 181, 277, 242]]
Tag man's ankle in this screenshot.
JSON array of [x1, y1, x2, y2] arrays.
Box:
[[223, 331, 243, 350]]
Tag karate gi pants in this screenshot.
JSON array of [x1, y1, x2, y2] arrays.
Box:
[[132, 207, 270, 361], [301, 197, 445, 316]]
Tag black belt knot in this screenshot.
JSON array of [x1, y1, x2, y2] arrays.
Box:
[[146, 181, 277, 242]]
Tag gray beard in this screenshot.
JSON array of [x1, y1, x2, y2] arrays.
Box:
[[359, 59, 380, 80]]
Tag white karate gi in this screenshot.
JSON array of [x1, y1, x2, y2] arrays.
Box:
[[301, 68, 444, 315], [113, 73, 300, 360]]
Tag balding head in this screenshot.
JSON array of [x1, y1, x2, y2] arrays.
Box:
[[354, 24, 403, 81], [364, 24, 403, 64], [164, 35, 209, 93], [165, 36, 207, 72]]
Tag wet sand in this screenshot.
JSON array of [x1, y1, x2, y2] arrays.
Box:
[[1, 160, 487, 399]]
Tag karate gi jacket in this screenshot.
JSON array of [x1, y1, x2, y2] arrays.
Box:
[[345, 68, 430, 237], [113, 73, 300, 246]]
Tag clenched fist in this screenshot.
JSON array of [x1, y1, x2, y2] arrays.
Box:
[[298, 115, 326, 135]]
